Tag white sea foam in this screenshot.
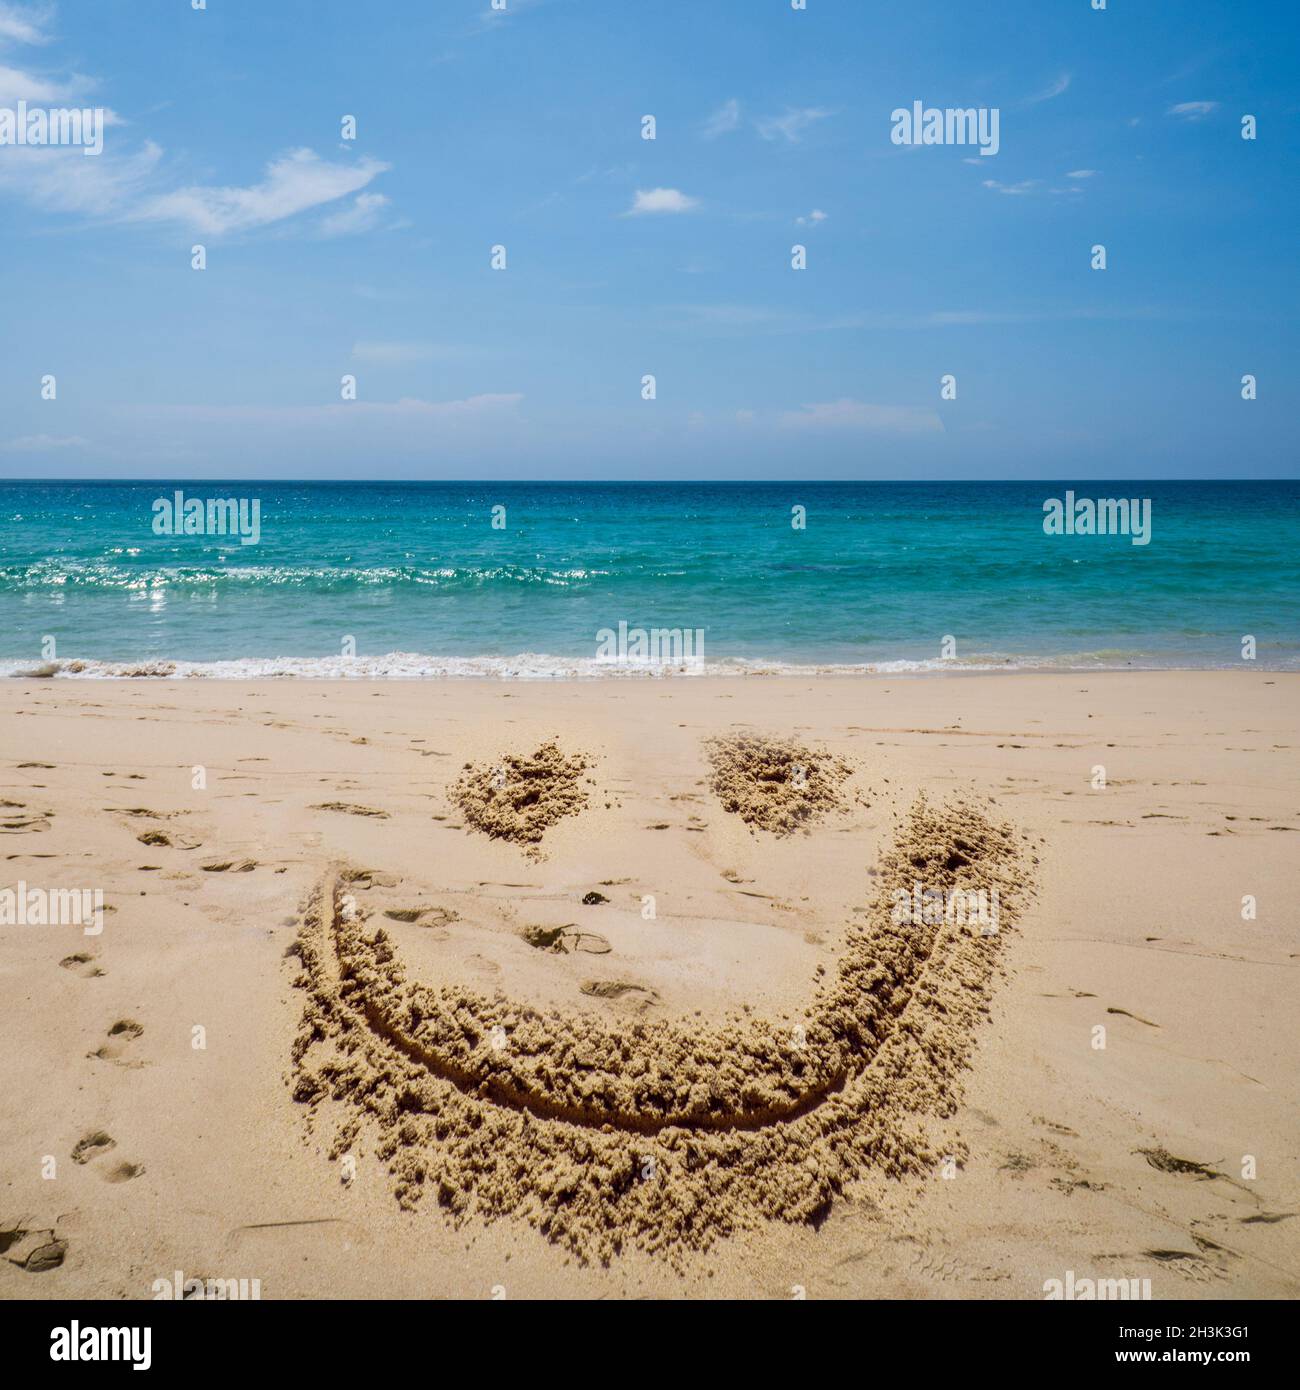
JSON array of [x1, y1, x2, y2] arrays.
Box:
[[0, 650, 1252, 681]]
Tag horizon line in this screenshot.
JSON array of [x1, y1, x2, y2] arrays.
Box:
[[1, 477, 1296, 486]]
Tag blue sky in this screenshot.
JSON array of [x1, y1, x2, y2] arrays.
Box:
[[0, 0, 1295, 479]]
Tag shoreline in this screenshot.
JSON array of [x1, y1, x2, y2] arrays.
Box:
[[3, 657, 1296, 681]]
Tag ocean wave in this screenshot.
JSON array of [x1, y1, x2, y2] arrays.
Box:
[[1, 650, 1287, 681], [0, 561, 611, 592]]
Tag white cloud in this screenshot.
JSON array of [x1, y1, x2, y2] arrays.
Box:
[[1066, 169, 1098, 179], [1026, 73, 1071, 104], [319, 190, 390, 237], [0, 2, 51, 46], [351, 339, 436, 365], [140, 394, 523, 426], [755, 106, 831, 144], [701, 98, 740, 139], [925, 307, 1171, 327], [1167, 100, 1218, 120], [0, 63, 120, 120], [131, 149, 391, 236], [0, 13, 395, 237], [0, 9, 118, 113], [0, 432, 87, 451], [0, 137, 162, 216], [626, 186, 698, 215], [795, 208, 827, 226], [0, 62, 79, 103], [981, 178, 1038, 195], [779, 399, 942, 434]]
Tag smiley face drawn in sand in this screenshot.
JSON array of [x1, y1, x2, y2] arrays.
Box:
[[288, 794, 1035, 1264]]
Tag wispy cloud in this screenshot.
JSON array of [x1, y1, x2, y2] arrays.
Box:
[[350, 340, 479, 366], [1066, 169, 1098, 179], [0, 9, 394, 237], [0, 432, 87, 451], [701, 97, 740, 139], [0, 1, 52, 47], [626, 186, 698, 215], [982, 178, 1038, 196], [665, 303, 866, 335], [1167, 100, 1219, 121], [779, 399, 942, 435], [1026, 72, 1071, 104], [795, 208, 828, 226], [137, 394, 523, 427], [924, 307, 1174, 326], [755, 106, 831, 144], [669, 302, 1179, 336], [131, 149, 390, 236], [0, 61, 95, 105], [0, 135, 162, 216], [319, 190, 391, 237], [0, 5, 119, 116], [351, 340, 435, 366]]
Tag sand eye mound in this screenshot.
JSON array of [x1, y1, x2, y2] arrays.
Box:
[[449, 738, 591, 853], [705, 732, 856, 835], [288, 794, 1035, 1265]]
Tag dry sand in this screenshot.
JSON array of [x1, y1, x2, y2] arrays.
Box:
[[0, 672, 1297, 1298]]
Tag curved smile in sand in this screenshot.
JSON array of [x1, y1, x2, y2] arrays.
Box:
[[289, 794, 1035, 1260]]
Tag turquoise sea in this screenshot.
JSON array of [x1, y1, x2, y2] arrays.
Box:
[[1, 481, 1296, 676]]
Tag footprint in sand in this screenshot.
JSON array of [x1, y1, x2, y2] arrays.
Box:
[[200, 857, 257, 873], [1, 1225, 67, 1272], [72, 1131, 116, 1164], [311, 802, 390, 818], [101, 1161, 145, 1184], [340, 868, 398, 890], [136, 829, 202, 850], [89, 1019, 145, 1065], [70, 1132, 144, 1185], [580, 979, 659, 1006], [522, 924, 611, 955], [60, 952, 105, 978], [383, 906, 460, 927]]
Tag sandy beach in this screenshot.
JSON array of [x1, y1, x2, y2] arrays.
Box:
[[1, 671, 1297, 1299]]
